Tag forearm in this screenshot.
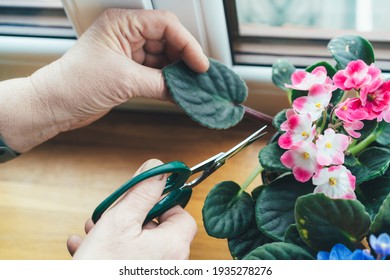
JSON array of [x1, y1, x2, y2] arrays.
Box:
[[0, 62, 63, 153]]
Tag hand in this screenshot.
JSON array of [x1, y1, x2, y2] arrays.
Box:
[[0, 9, 209, 153], [66, 159, 197, 259]]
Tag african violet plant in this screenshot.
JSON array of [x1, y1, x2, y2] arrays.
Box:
[[162, 35, 390, 260]]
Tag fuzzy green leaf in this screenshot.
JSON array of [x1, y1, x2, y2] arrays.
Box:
[[272, 109, 287, 132], [376, 122, 390, 146], [202, 181, 254, 239], [327, 35, 375, 69], [284, 224, 317, 257], [228, 221, 274, 260], [370, 193, 390, 235], [346, 147, 390, 185], [357, 175, 390, 218], [271, 59, 296, 91], [295, 193, 371, 251], [258, 142, 290, 173], [163, 59, 247, 129], [256, 174, 314, 241], [243, 242, 314, 260]]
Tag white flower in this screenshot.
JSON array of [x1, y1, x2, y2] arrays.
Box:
[[312, 166, 356, 199], [315, 128, 350, 166]]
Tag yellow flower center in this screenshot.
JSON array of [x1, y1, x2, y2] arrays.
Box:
[[342, 105, 348, 110], [315, 103, 321, 108], [303, 152, 310, 160], [325, 142, 332, 148], [368, 93, 376, 102], [329, 177, 337, 186], [301, 131, 309, 137]]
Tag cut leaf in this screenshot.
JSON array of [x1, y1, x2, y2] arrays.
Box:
[[370, 193, 390, 235], [163, 59, 247, 129], [202, 181, 254, 239], [256, 174, 314, 241], [346, 147, 390, 185], [243, 242, 314, 260], [228, 221, 274, 260], [295, 193, 371, 251], [327, 35, 375, 69]]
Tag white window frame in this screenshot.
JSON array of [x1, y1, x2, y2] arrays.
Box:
[[1, 0, 285, 115], [60, 0, 272, 83]]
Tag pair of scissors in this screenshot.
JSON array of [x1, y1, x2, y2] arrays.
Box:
[[92, 126, 267, 225]]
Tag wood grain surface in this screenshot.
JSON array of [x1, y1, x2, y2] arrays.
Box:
[[0, 109, 273, 260]]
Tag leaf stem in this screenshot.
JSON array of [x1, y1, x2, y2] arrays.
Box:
[[318, 109, 328, 134], [238, 164, 264, 196], [348, 122, 386, 155], [243, 105, 274, 124]]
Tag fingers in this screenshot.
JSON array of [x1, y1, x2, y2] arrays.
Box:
[[67, 235, 83, 256], [157, 205, 197, 243], [134, 10, 209, 73], [84, 218, 94, 234], [113, 159, 168, 225]]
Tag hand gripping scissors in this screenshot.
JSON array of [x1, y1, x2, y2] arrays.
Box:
[[92, 126, 267, 225]]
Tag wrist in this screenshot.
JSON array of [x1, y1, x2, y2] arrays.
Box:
[[0, 68, 62, 153]]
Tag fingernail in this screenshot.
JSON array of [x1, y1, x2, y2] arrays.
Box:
[[204, 55, 210, 69], [137, 159, 165, 181]]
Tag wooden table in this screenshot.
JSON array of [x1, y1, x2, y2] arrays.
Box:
[[0, 109, 273, 259]]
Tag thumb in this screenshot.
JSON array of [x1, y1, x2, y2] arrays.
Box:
[[131, 63, 170, 101], [114, 159, 167, 225]]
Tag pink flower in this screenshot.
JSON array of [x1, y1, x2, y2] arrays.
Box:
[[312, 165, 356, 199], [278, 112, 316, 149], [334, 98, 368, 138], [335, 98, 369, 122], [380, 104, 390, 123], [293, 84, 332, 121], [285, 66, 331, 91], [360, 80, 390, 121], [281, 141, 322, 182], [316, 128, 350, 166], [343, 120, 365, 138], [333, 59, 383, 91]]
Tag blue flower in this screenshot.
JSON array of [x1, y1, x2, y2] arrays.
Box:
[[369, 233, 390, 260], [317, 244, 374, 260]]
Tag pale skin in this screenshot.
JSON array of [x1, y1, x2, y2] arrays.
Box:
[[0, 9, 209, 259]]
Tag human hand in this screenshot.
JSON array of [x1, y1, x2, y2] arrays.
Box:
[[0, 9, 209, 153], [66, 159, 197, 259]]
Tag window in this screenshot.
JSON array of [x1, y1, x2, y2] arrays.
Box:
[[225, 0, 390, 70], [0, 0, 75, 38]]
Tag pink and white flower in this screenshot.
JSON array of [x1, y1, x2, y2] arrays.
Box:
[[335, 98, 368, 138], [379, 103, 390, 123], [343, 120, 365, 138], [293, 84, 333, 121], [285, 66, 332, 91], [335, 98, 369, 122], [360, 80, 390, 121], [312, 165, 356, 199], [278, 112, 316, 149], [333, 59, 383, 91], [315, 128, 350, 166], [280, 141, 322, 182]]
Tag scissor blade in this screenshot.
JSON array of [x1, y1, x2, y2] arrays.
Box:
[[183, 126, 267, 190], [219, 125, 267, 163]]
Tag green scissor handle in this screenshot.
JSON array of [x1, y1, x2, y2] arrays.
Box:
[[92, 161, 192, 224], [144, 187, 193, 224]]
